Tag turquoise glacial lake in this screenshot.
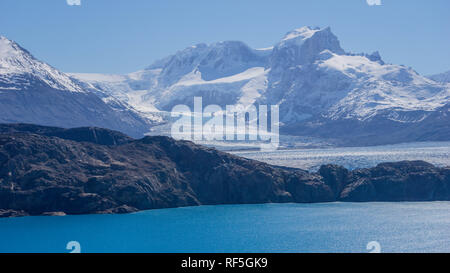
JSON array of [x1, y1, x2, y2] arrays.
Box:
[[0, 202, 449, 253]]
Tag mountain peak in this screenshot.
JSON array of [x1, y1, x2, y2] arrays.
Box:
[[0, 35, 8, 43], [0, 36, 24, 59], [0, 35, 10, 43], [156, 39, 269, 85], [277, 26, 343, 53], [270, 26, 344, 68], [0, 35, 87, 92], [282, 26, 322, 42]]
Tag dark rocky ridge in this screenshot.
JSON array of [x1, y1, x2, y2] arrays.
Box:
[[0, 124, 449, 217], [0, 123, 132, 145]]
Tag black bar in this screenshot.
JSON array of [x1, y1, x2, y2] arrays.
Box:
[[0, 253, 446, 272]]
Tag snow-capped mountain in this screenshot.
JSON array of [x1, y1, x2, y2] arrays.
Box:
[[428, 70, 450, 83], [260, 27, 448, 123], [72, 41, 271, 113], [0, 36, 84, 92], [70, 26, 450, 145], [0, 36, 153, 138]]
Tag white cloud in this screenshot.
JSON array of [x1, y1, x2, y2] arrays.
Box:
[[67, 0, 81, 6], [366, 0, 382, 6]]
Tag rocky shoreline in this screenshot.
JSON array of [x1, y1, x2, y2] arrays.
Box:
[[0, 124, 449, 218]]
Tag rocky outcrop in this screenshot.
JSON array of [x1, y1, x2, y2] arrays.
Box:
[[0, 124, 449, 217], [340, 161, 450, 202]]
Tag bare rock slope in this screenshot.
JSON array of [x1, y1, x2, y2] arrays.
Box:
[[0, 124, 449, 217]]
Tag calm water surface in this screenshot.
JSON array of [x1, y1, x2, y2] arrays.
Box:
[[0, 202, 449, 253]]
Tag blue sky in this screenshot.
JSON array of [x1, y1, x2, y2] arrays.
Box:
[[0, 0, 449, 75]]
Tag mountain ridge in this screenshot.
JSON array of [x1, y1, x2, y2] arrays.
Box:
[[2, 26, 449, 145], [428, 70, 450, 83], [0, 124, 449, 218], [70, 26, 449, 146]]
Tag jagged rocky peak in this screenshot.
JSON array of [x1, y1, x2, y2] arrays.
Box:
[[157, 43, 210, 87], [270, 26, 345, 68], [157, 40, 269, 85], [197, 41, 268, 81], [346, 50, 385, 65], [367, 51, 384, 64], [283, 26, 321, 39]]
